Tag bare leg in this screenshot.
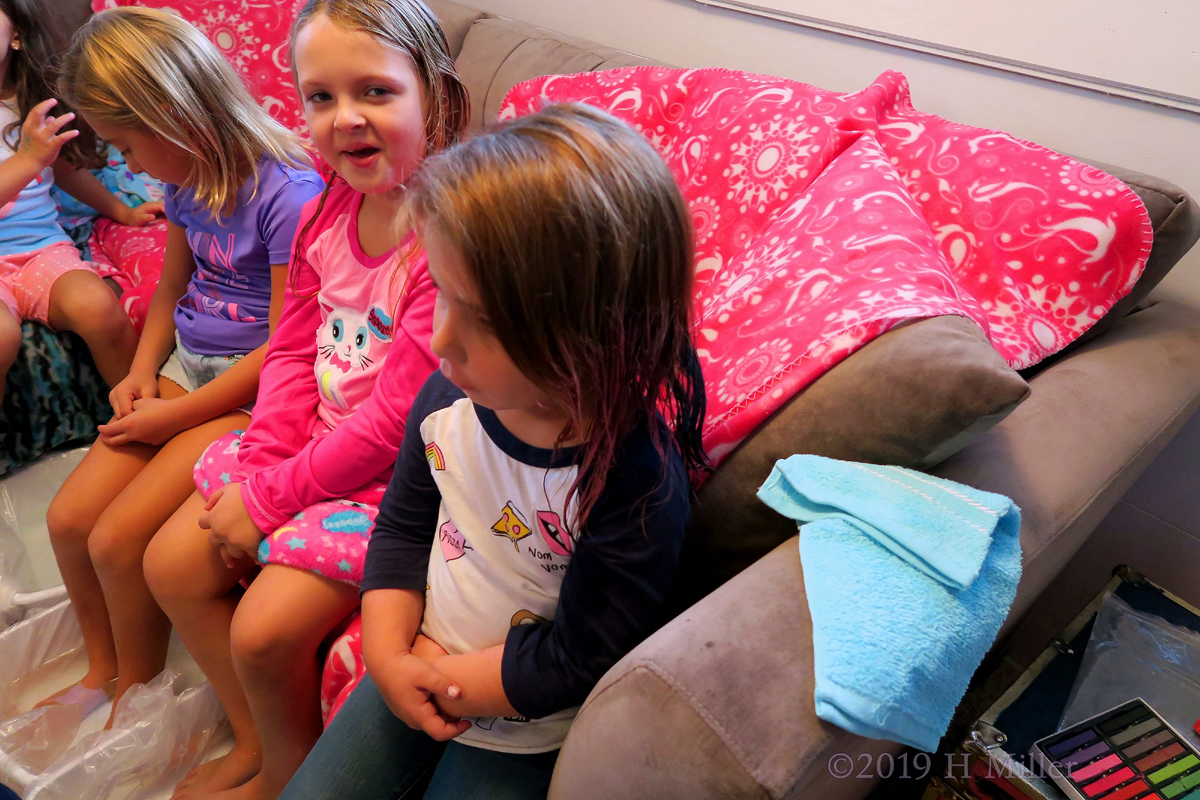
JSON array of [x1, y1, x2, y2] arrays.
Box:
[[89, 408, 251, 728], [211, 566, 360, 800], [47, 269, 138, 388], [0, 303, 22, 405], [146, 493, 261, 799], [42, 383, 178, 701]]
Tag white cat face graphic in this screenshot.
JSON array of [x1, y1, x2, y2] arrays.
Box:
[[315, 301, 393, 409]]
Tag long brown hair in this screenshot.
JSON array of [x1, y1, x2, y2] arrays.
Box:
[[59, 8, 311, 217], [402, 103, 707, 528], [288, 0, 470, 294], [0, 0, 102, 168]]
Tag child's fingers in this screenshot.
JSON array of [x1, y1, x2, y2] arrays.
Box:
[[411, 662, 462, 702], [98, 430, 130, 447], [414, 704, 470, 741], [97, 416, 128, 438], [27, 98, 57, 125], [50, 129, 81, 145], [46, 112, 77, 134], [219, 544, 237, 569], [114, 389, 137, 418], [204, 487, 225, 511]]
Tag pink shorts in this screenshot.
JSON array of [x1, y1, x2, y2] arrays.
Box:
[[0, 242, 98, 324], [195, 431, 380, 585]]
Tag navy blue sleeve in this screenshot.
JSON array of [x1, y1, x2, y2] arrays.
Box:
[[500, 425, 691, 719], [360, 373, 460, 594]]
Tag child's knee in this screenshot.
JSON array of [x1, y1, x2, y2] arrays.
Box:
[[0, 310, 21, 367], [229, 599, 308, 671], [87, 520, 143, 578], [143, 535, 190, 604], [46, 495, 93, 549], [230, 609, 281, 671], [50, 272, 129, 338]]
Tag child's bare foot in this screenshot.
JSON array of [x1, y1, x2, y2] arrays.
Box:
[[170, 744, 261, 800], [35, 676, 117, 717]]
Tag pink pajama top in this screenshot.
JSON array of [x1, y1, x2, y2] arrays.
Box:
[[234, 181, 438, 533]]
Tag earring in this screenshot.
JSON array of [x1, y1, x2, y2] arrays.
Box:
[[10, 42, 18, 51]]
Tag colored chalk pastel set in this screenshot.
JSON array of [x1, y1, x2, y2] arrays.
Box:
[[1031, 700, 1200, 800]]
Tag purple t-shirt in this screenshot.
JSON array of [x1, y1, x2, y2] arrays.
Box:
[[165, 158, 324, 356]]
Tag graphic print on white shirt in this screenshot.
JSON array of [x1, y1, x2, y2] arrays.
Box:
[[419, 397, 581, 753]]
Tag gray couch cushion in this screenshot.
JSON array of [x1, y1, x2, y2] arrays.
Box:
[[669, 314, 1031, 613], [425, 0, 486, 59], [454, 16, 660, 133]]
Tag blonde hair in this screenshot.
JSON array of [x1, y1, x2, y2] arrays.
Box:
[[59, 8, 311, 216]]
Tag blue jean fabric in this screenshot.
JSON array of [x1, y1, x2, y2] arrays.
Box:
[[280, 674, 559, 800]]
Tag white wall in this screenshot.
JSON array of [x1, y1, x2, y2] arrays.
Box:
[[464, 0, 1200, 307]]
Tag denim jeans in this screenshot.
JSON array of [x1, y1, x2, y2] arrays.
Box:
[[279, 674, 559, 800]]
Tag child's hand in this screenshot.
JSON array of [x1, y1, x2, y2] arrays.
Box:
[[97, 396, 183, 446], [109, 368, 159, 419], [18, 99, 80, 170], [411, 634, 450, 662], [374, 651, 470, 741], [199, 484, 265, 568], [114, 200, 165, 227]]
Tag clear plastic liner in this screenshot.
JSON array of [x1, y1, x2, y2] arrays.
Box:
[[1061, 592, 1200, 735], [4, 671, 227, 800], [0, 706, 83, 775], [0, 486, 38, 629], [0, 601, 84, 722]]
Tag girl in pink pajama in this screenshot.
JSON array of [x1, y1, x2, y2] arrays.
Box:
[[142, 1, 469, 798]]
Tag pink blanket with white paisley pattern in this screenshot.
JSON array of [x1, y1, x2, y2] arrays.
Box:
[[500, 69, 1153, 464]]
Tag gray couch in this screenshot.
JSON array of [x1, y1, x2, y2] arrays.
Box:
[[424, 3, 1200, 798]]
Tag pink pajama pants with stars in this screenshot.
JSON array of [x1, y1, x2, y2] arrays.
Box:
[[194, 431, 383, 585]]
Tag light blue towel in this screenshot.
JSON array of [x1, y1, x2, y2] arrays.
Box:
[[757, 455, 1022, 751]]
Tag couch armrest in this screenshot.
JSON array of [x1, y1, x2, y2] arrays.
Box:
[[549, 537, 900, 800]]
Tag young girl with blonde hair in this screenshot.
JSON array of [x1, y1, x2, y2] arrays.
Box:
[[142, 1, 467, 797], [282, 103, 706, 800], [43, 6, 323, 726], [0, 0, 160, 402]]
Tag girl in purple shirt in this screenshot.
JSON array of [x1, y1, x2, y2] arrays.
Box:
[[40, 8, 322, 728]]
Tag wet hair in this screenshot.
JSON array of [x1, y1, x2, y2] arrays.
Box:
[[401, 103, 708, 528], [288, 0, 470, 294], [0, 0, 103, 168], [59, 7, 311, 216]]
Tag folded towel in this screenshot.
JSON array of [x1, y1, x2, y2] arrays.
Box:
[[757, 455, 1022, 751]]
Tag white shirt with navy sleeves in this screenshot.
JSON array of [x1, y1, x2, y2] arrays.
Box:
[[361, 371, 690, 753]]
